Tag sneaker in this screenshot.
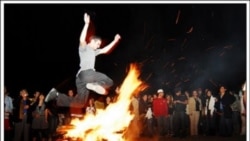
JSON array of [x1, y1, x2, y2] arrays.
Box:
[[45, 88, 58, 102], [86, 83, 107, 95]]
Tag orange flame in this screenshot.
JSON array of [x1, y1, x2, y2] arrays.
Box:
[[65, 63, 144, 141]]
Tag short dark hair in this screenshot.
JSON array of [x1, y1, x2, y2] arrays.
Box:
[[89, 35, 102, 41], [219, 84, 227, 89], [174, 87, 182, 93]]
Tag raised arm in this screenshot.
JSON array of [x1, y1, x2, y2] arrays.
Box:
[[79, 13, 90, 47], [99, 34, 121, 54]]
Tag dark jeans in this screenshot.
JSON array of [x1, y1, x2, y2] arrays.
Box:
[[4, 129, 13, 141], [219, 114, 233, 136], [156, 116, 167, 135], [76, 69, 113, 94], [13, 115, 30, 141], [140, 117, 154, 136], [48, 115, 58, 137], [166, 115, 174, 134], [57, 69, 113, 107], [146, 118, 154, 135], [204, 114, 216, 135], [173, 111, 186, 137], [232, 111, 241, 135]]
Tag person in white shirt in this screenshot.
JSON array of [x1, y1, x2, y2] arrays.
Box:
[[204, 90, 216, 136]]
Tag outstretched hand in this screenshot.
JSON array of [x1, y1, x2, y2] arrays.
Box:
[[84, 13, 90, 24], [114, 34, 121, 42]]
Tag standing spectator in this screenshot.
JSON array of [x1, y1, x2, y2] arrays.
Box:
[[145, 100, 154, 137], [152, 89, 168, 136], [230, 91, 241, 135], [147, 94, 156, 136], [197, 88, 206, 135], [153, 94, 158, 99], [214, 85, 235, 137], [12, 89, 33, 141], [240, 81, 246, 136], [47, 100, 59, 141], [30, 91, 41, 107], [204, 90, 216, 136], [242, 82, 246, 112], [166, 94, 174, 136], [188, 90, 202, 136], [173, 88, 187, 138], [31, 93, 49, 141], [4, 86, 13, 141], [66, 89, 75, 124], [239, 89, 246, 135], [86, 98, 96, 115], [151, 93, 158, 131], [131, 94, 140, 137], [184, 90, 190, 135], [138, 94, 148, 136]]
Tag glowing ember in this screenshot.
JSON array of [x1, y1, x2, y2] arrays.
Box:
[[65, 63, 145, 141]]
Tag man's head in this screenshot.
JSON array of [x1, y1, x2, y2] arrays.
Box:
[[34, 91, 40, 98], [174, 87, 182, 96], [192, 90, 198, 97], [142, 94, 148, 101], [219, 85, 227, 94], [157, 89, 164, 98], [88, 35, 102, 50], [68, 89, 74, 97], [20, 89, 28, 98]]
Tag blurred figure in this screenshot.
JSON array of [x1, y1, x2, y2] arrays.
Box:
[[188, 90, 202, 136], [197, 88, 206, 135], [4, 86, 13, 141], [173, 88, 187, 138], [214, 85, 235, 137], [184, 90, 190, 135], [30, 91, 41, 107], [153, 89, 168, 136], [240, 83, 246, 135], [166, 94, 174, 136], [31, 94, 49, 141], [12, 89, 32, 141], [138, 94, 148, 136], [230, 91, 241, 135], [204, 90, 216, 136], [242, 82, 246, 113], [86, 98, 96, 115], [47, 100, 59, 141], [130, 94, 140, 137]]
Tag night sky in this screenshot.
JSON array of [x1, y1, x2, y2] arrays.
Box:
[[3, 3, 247, 97]]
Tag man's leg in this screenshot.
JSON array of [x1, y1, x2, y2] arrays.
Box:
[[13, 122, 22, 141], [45, 88, 72, 107], [56, 94, 72, 107], [73, 73, 90, 107], [78, 69, 113, 95]]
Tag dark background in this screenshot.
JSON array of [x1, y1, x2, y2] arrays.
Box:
[[3, 3, 247, 98]]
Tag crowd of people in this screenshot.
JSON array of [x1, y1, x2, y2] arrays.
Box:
[[3, 82, 247, 141], [131, 85, 247, 138], [3, 12, 247, 141]]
